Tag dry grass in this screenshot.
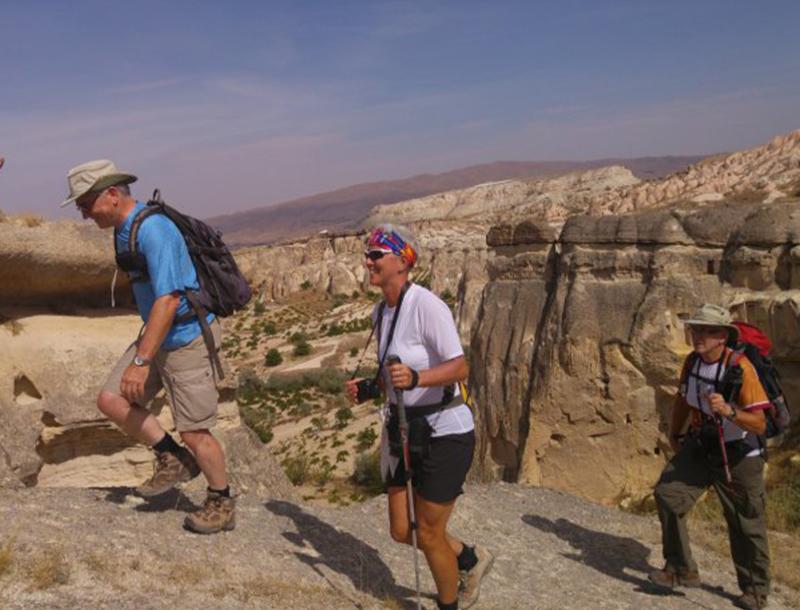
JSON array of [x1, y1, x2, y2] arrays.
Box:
[[25, 546, 70, 590], [689, 491, 800, 593], [166, 561, 213, 586], [0, 539, 14, 578]]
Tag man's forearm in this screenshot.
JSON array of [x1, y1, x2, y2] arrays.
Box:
[[137, 293, 181, 359]]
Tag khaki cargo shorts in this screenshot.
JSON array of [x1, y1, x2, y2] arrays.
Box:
[[101, 320, 221, 432]]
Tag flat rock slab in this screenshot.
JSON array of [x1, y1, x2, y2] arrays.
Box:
[[0, 484, 795, 609]]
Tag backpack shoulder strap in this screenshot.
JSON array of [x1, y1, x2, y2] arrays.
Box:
[[128, 204, 163, 255]]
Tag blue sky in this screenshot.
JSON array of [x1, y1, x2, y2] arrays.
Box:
[[1, 0, 799, 219]]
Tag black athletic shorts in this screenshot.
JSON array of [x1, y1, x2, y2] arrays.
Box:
[[385, 430, 475, 504]]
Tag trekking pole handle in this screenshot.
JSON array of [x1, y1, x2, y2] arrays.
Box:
[[386, 355, 403, 395]]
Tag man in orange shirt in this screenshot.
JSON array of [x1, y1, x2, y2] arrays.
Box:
[[649, 304, 771, 610]]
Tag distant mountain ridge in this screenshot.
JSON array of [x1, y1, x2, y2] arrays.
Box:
[[207, 156, 707, 247]]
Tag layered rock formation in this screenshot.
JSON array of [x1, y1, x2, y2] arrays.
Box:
[[235, 223, 489, 341], [0, 215, 131, 308], [0, 310, 294, 497], [470, 199, 800, 503], [367, 129, 800, 227]]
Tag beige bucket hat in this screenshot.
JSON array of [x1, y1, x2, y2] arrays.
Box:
[[60, 159, 137, 207], [682, 303, 739, 340]]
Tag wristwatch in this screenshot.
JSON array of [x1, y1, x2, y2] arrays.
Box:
[[725, 406, 737, 422], [133, 354, 151, 367]]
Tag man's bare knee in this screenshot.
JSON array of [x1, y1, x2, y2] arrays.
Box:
[[179, 429, 211, 450], [97, 391, 127, 418]]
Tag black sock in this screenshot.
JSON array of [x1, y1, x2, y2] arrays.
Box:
[[152, 433, 180, 455], [437, 599, 458, 610], [209, 486, 231, 498], [457, 544, 478, 572]]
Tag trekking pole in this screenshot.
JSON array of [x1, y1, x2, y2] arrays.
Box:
[[387, 355, 422, 610], [714, 414, 733, 485]]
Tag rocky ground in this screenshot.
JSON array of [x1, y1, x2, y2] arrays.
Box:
[[0, 483, 797, 610]]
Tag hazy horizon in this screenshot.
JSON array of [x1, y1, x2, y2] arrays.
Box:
[[1, 1, 799, 220]]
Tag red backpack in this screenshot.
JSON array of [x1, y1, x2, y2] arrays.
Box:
[[726, 322, 791, 439]]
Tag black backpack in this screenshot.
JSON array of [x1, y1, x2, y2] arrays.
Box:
[[114, 190, 252, 378]]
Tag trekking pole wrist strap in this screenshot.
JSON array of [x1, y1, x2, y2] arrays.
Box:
[[409, 368, 419, 390]]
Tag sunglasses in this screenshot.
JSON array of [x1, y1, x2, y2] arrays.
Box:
[[689, 325, 726, 336], [364, 250, 391, 261], [75, 187, 110, 210]]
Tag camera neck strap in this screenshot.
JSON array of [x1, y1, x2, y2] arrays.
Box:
[[349, 282, 411, 381]]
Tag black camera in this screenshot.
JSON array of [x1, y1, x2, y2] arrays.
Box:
[[356, 378, 381, 403]]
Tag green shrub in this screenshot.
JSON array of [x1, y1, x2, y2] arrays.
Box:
[[290, 402, 314, 417], [315, 368, 345, 394], [238, 404, 274, 444], [311, 415, 328, 430], [253, 300, 266, 315], [293, 341, 311, 357], [351, 290, 360, 299], [264, 348, 283, 367], [335, 406, 353, 429], [352, 450, 383, 495], [300, 280, 312, 290], [289, 331, 308, 344], [349, 347, 359, 357], [236, 368, 266, 405], [356, 426, 378, 452], [262, 321, 277, 335], [283, 454, 311, 485], [330, 293, 348, 309]]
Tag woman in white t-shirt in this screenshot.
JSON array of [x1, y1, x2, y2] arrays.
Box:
[[345, 225, 493, 610]]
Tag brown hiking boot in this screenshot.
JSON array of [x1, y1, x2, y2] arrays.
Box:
[[734, 591, 769, 610], [184, 491, 236, 534], [135, 447, 200, 497], [648, 565, 701, 589], [459, 545, 495, 609]]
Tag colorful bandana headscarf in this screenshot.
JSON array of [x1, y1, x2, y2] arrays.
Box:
[[366, 226, 418, 268]]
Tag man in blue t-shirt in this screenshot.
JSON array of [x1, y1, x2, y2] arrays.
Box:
[[62, 159, 234, 534]]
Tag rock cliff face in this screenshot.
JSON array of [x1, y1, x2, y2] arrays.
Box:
[[470, 199, 800, 503], [235, 223, 489, 341], [240, 130, 800, 346], [0, 310, 294, 497], [0, 215, 132, 308]]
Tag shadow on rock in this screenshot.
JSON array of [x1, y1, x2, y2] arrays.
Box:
[[521, 514, 738, 606], [100, 486, 200, 513], [265, 500, 416, 608], [522, 514, 675, 595]]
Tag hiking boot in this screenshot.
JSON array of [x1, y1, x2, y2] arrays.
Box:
[[135, 447, 201, 497], [648, 565, 701, 589], [734, 591, 769, 610], [459, 545, 494, 609], [184, 491, 236, 534]]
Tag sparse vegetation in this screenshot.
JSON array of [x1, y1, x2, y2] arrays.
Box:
[[334, 406, 353, 429], [264, 348, 283, 367], [0, 539, 13, 577], [293, 340, 311, 357], [26, 546, 70, 589], [352, 450, 383, 496], [356, 426, 378, 452]]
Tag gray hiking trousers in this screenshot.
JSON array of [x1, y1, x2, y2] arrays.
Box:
[[654, 438, 770, 595]]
